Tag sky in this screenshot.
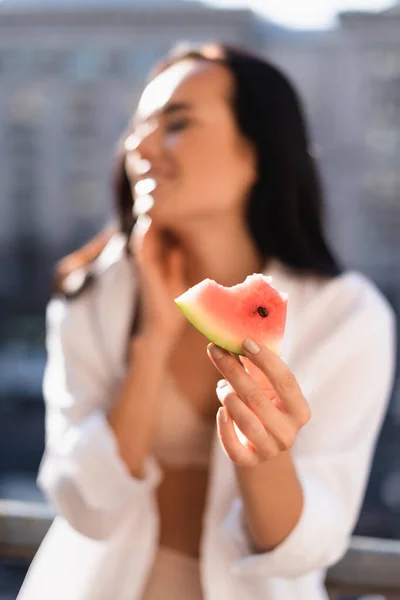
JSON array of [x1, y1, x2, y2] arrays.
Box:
[[0, 0, 396, 28], [203, 0, 396, 29]]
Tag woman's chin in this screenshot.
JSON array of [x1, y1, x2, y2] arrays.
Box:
[[147, 210, 179, 228], [133, 195, 201, 229], [133, 193, 171, 221]]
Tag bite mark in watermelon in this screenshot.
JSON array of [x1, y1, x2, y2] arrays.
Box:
[[174, 274, 288, 356]]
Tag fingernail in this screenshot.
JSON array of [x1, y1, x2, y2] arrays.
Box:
[[217, 379, 228, 389], [218, 407, 229, 423], [242, 338, 260, 354], [209, 344, 224, 359]]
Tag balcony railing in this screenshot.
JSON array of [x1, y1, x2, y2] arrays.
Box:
[[1, 499, 400, 599]]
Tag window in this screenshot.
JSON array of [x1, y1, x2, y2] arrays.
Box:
[[69, 176, 103, 219], [125, 48, 164, 81], [35, 49, 68, 77], [68, 50, 105, 82], [368, 75, 400, 126], [366, 49, 400, 79], [0, 50, 27, 75], [6, 120, 40, 239], [65, 92, 105, 230], [0, 49, 69, 78], [104, 50, 126, 78], [67, 94, 97, 138], [365, 127, 400, 157]]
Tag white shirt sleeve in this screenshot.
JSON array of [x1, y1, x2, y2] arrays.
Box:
[[37, 296, 162, 540], [219, 278, 397, 578]]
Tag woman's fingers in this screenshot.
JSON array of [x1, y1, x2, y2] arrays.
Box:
[[241, 339, 311, 427], [216, 381, 296, 454], [129, 220, 187, 342], [216, 407, 258, 467], [241, 357, 277, 398], [208, 345, 295, 445], [130, 215, 153, 263], [132, 220, 184, 292]]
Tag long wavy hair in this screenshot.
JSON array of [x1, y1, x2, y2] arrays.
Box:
[[55, 42, 340, 296]]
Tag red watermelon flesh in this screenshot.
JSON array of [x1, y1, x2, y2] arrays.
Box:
[[174, 273, 288, 356]]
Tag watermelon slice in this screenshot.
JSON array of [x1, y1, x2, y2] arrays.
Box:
[[174, 274, 288, 356]]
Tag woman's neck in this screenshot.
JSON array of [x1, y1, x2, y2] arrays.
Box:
[[170, 214, 265, 288]]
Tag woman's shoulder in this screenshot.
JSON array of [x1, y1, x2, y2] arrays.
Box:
[[267, 259, 393, 322], [61, 232, 132, 295], [47, 232, 135, 336], [267, 260, 396, 361], [295, 268, 396, 360], [315, 269, 395, 330]]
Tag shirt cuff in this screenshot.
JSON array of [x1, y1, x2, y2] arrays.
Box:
[[43, 411, 162, 512], [221, 468, 349, 579]]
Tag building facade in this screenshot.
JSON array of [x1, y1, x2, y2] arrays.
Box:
[[264, 4, 400, 531], [0, 0, 399, 542], [265, 6, 400, 291], [0, 0, 263, 312]]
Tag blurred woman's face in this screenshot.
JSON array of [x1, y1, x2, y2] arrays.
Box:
[[125, 59, 257, 226]]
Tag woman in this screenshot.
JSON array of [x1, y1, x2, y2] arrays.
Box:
[[18, 43, 395, 600]]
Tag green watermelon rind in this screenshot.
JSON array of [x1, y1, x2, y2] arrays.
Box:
[[174, 298, 245, 355]]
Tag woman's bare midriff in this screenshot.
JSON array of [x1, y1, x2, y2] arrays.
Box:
[[157, 466, 209, 558]]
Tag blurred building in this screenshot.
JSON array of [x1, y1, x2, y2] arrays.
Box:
[[0, 0, 264, 314], [264, 4, 400, 533], [265, 4, 400, 294], [1, 3, 400, 597], [1, 0, 399, 314], [0, 0, 399, 547], [0, 7, 265, 594]]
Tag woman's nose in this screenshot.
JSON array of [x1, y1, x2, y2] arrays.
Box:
[[125, 121, 159, 161]]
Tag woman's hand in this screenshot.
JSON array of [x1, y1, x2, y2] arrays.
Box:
[[207, 339, 311, 467], [130, 215, 187, 348]]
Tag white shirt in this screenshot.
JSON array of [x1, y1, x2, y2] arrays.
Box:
[[18, 233, 396, 600]]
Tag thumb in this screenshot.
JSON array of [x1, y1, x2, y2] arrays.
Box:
[[131, 215, 162, 275], [130, 215, 152, 261]]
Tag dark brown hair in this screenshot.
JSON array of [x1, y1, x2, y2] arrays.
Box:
[[55, 42, 340, 296]]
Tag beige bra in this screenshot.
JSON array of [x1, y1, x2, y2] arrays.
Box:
[[151, 375, 215, 468]]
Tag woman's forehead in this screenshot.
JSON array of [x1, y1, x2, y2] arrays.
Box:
[[135, 59, 231, 122]]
